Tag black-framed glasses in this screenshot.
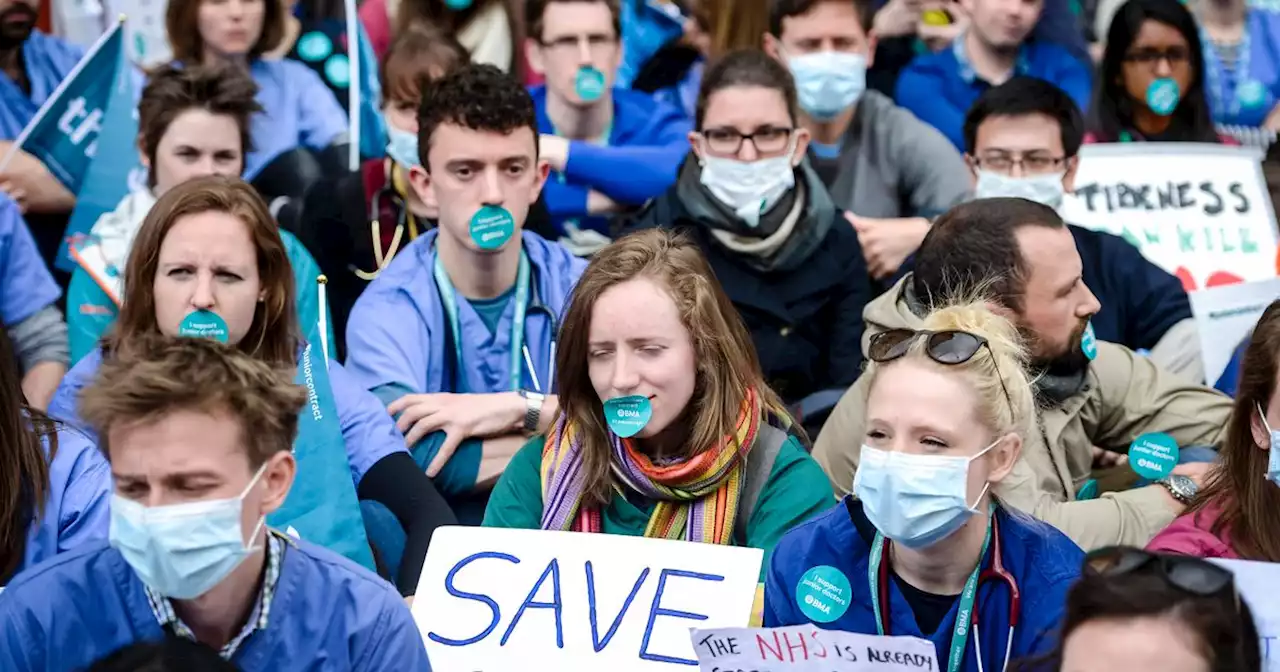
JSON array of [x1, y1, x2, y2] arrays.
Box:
[[868, 329, 1014, 418], [973, 153, 1067, 174], [1085, 547, 1235, 598], [1123, 46, 1191, 67], [698, 127, 794, 156], [538, 33, 618, 53]]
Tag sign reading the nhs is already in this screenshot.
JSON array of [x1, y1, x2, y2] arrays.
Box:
[[412, 527, 763, 670]]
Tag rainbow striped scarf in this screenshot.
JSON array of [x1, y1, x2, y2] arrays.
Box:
[[540, 389, 761, 546]]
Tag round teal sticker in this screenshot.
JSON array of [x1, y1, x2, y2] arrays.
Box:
[[603, 395, 652, 438], [325, 54, 351, 89], [178, 310, 229, 343], [1238, 79, 1268, 109], [1130, 432, 1179, 480], [1146, 78, 1180, 116], [444, 0, 473, 8], [1081, 322, 1098, 361], [796, 565, 851, 623], [296, 31, 333, 62], [1076, 478, 1099, 501], [469, 206, 516, 250], [575, 66, 607, 103]]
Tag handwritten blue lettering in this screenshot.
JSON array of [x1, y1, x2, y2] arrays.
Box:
[[500, 558, 565, 648], [587, 561, 650, 652], [427, 552, 520, 646], [639, 568, 722, 665]]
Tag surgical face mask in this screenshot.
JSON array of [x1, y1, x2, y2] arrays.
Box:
[[974, 169, 1067, 210], [698, 139, 797, 227], [854, 441, 997, 549], [1258, 404, 1280, 487], [788, 51, 868, 121], [384, 114, 420, 169], [110, 463, 269, 600]]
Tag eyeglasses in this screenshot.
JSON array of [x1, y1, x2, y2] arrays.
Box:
[[868, 329, 1015, 419], [538, 33, 618, 54], [973, 153, 1067, 174], [698, 127, 794, 156], [1085, 547, 1235, 598], [1123, 46, 1191, 67]]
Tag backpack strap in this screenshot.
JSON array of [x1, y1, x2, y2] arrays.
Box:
[[733, 423, 788, 546]]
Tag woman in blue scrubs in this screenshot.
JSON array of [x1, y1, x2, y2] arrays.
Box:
[[52, 175, 454, 597], [0, 325, 108, 583], [165, 0, 348, 193], [1194, 0, 1280, 135], [763, 301, 1083, 671]]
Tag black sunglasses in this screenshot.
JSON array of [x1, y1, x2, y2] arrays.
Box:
[[1085, 547, 1235, 598], [868, 329, 1014, 416]]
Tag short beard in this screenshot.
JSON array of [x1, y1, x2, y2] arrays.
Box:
[[0, 7, 36, 51], [1023, 325, 1091, 376]]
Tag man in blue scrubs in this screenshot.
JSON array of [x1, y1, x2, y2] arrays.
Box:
[[0, 337, 430, 670], [344, 64, 585, 515], [526, 0, 691, 254]]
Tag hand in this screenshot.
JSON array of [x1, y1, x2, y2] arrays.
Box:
[[1091, 445, 1127, 469], [873, 0, 924, 37], [1264, 103, 1280, 132], [538, 134, 571, 173], [0, 141, 75, 213], [386, 392, 523, 477], [846, 213, 930, 280], [1171, 461, 1213, 489], [916, 4, 967, 52]]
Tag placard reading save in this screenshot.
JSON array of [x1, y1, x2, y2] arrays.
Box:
[[1211, 558, 1280, 671], [411, 527, 764, 671], [690, 626, 939, 671], [1061, 143, 1279, 292]]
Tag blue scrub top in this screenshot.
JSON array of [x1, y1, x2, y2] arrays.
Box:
[[0, 31, 84, 140], [344, 230, 587, 398], [1202, 7, 1280, 129], [763, 498, 1083, 672], [0, 196, 60, 327], [49, 346, 404, 488], [242, 58, 348, 181], [19, 425, 109, 579], [0, 538, 431, 670]]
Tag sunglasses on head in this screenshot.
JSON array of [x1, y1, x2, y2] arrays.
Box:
[[1085, 546, 1235, 598], [868, 329, 1015, 416]]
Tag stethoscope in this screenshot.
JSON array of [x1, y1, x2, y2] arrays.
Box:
[[354, 167, 424, 281], [870, 512, 1021, 672]]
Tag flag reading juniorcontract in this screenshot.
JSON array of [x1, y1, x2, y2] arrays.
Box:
[[690, 626, 940, 672], [411, 527, 763, 671]]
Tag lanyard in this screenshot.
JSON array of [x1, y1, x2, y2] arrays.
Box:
[[433, 249, 531, 393], [868, 507, 995, 672]]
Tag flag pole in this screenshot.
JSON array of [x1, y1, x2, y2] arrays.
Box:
[[344, 0, 360, 172]]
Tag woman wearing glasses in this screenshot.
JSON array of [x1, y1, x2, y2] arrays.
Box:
[[1049, 547, 1260, 671], [620, 49, 872, 433], [1087, 0, 1226, 143], [763, 301, 1083, 672]]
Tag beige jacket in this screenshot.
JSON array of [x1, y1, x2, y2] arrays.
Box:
[[812, 275, 1234, 551]]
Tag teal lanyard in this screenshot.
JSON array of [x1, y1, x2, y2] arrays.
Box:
[[432, 250, 531, 393], [867, 506, 995, 672]]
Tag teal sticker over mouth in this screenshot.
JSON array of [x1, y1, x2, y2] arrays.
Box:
[[575, 66, 607, 103], [1130, 432, 1179, 480], [178, 310, 229, 343], [469, 206, 516, 250], [1081, 322, 1098, 361], [1147, 78, 1180, 116], [796, 565, 851, 623], [603, 395, 652, 438], [444, 0, 473, 8]]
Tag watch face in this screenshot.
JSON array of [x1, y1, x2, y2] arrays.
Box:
[[1170, 475, 1197, 498]]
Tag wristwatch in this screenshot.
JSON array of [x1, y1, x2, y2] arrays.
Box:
[[1157, 474, 1198, 505], [518, 389, 545, 433]]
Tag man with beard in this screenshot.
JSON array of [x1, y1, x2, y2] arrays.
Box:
[[893, 0, 1092, 152], [0, 0, 77, 220], [812, 197, 1234, 551]]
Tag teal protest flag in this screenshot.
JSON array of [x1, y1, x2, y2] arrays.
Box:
[[270, 340, 377, 571], [354, 21, 387, 163]]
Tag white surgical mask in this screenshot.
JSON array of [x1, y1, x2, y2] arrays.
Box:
[[788, 51, 867, 120], [974, 169, 1067, 210], [1258, 404, 1280, 487], [384, 113, 420, 169], [109, 463, 268, 600], [854, 441, 996, 549], [698, 139, 797, 227]]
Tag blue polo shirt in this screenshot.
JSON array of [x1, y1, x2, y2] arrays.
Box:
[[896, 36, 1092, 150]]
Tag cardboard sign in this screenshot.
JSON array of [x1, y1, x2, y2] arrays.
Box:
[[412, 527, 764, 671], [690, 626, 940, 671], [1189, 277, 1280, 386], [1211, 559, 1280, 670], [1062, 143, 1279, 292]]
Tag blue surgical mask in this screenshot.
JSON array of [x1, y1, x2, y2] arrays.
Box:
[[110, 464, 268, 600], [384, 115, 420, 169], [974, 169, 1067, 210], [1257, 404, 1280, 487], [788, 51, 867, 120], [854, 441, 996, 549], [698, 138, 797, 227]]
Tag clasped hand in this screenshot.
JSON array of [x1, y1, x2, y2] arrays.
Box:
[[387, 392, 522, 477]]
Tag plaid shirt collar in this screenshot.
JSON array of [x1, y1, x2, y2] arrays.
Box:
[[145, 532, 285, 660]]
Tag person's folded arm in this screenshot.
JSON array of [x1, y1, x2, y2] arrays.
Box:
[[894, 66, 967, 151], [11, 305, 68, 410], [357, 451, 458, 595], [562, 140, 689, 205], [542, 179, 592, 220]]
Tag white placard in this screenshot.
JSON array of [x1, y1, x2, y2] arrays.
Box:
[[1062, 143, 1278, 292], [690, 626, 940, 672], [1188, 277, 1280, 385], [107, 0, 171, 65], [412, 526, 764, 671], [1212, 559, 1280, 670]]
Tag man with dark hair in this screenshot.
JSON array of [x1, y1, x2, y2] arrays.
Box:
[[0, 337, 430, 670], [763, 0, 971, 284], [525, 0, 691, 254], [345, 64, 585, 517], [812, 197, 1234, 551], [961, 76, 1200, 381]]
